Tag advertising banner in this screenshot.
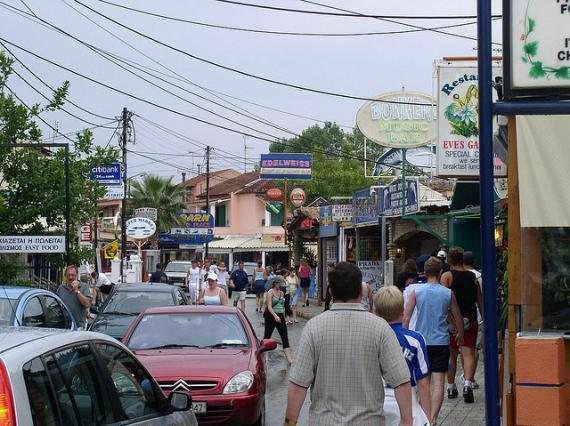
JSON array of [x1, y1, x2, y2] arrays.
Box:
[[260, 153, 312, 180], [170, 212, 215, 244], [319, 206, 337, 238], [353, 188, 379, 226], [79, 224, 92, 247], [0, 236, 65, 253], [90, 162, 123, 186], [381, 178, 421, 217], [436, 64, 507, 177], [357, 260, 383, 291], [331, 204, 353, 222]]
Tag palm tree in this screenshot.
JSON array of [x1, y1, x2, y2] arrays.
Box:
[[129, 174, 186, 249]]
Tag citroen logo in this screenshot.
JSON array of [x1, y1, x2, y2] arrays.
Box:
[[171, 379, 191, 392]]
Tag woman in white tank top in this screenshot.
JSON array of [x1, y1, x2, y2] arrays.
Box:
[[199, 272, 228, 305]]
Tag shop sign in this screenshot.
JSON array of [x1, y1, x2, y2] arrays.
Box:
[[0, 236, 65, 253], [353, 188, 379, 226], [436, 63, 507, 177], [356, 91, 437, 149], [331, 204, 353, 222], [266, 188, 283, 200], [170, 211, 215, 244], [357, 260, 383, 291], [504, 0, 570, 99], [90, 162, 123, 186], [381, 178, 421, 217], [261, 234, 285, 244], [102, 239, 118, 259], [126, 217, 156, 239], [79, 224, 92, 247], [290, 188, 306, 207], [102, 184, 124, 200], [319, 206, 337, 238], [134, 208, 158, 221], [260, 153, 312, 180]]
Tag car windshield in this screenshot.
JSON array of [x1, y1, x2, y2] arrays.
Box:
[[102, 291, 174, 315], [164, 263, 190, 273], [128, 313, 250, 350], [0, 298, 16, 325]]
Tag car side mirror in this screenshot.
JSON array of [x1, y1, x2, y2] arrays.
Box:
[[169, 391, 192, 411], [259, 339, 277, 353]]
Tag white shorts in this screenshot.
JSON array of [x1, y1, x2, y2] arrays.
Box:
[[233, 291, 247, 302], [383, 386, 430, 426]]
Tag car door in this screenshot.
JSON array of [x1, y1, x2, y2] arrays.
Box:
[[95, 343, 197, 425], [174, 288, 188, 305], [21, 296, 45, 327], [42, 295, 73, 329]]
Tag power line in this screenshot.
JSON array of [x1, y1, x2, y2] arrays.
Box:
[[91, 0, 486, 36], [71, 0, 436, 105], [213, 0, 500, 19], [299, 0, 502, 46]]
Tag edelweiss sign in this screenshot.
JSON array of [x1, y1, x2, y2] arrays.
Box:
[[356, 91, 437, 149], [436, 63, 507, 177]]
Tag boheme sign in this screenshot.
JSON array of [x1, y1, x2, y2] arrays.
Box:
[[505, 0, 570, 99], [436, 64, 508, 177], [0, 236, 65, 253], [356, 91, 437, 149]]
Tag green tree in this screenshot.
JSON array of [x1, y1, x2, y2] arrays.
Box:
[[269, 122, 385, 202], [129, 174, 186, 249], [0, 51, 118, 282]]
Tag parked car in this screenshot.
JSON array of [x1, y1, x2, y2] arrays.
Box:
[[0, 286, 77, 329], [0, 326, 198, 425], [231, 262, 258, 294], [89, 283, 188, 341], [123, 305, 277, 425], [164, 261, 194, 288]]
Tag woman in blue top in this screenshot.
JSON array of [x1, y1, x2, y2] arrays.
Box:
[[253, 261, 266, 312]]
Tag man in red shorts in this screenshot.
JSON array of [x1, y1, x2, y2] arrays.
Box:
[[441, 247, 483, 404]]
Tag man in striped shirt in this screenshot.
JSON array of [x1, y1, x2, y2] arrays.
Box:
[[375, 286, 431, 426]]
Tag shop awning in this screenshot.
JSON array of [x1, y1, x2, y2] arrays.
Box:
[[207, 235, 288, 253], [207, 236, 254, 254], [237, 236, 288, 253]]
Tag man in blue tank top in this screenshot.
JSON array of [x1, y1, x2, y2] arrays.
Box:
[[404, 257, 464, 425]]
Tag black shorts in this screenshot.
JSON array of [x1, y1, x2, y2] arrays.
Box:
[[300, 277, 310, 288], [427, 345, 450, 373]]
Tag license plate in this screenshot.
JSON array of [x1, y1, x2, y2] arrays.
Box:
[[191, 402, 207, 414]]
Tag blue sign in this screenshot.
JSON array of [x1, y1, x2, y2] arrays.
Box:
[[319, 206, 337, 238], [353, 188, 380, 226], [169, 211, 215, 244], [90, 162, 123, 186], [381, 178, 420, 217], [260, 153, 312, 180]]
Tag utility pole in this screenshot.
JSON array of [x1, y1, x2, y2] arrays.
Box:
[[120, 107, 129, 283], [243, 135, 249, 173], [205, 145, 211, 258]]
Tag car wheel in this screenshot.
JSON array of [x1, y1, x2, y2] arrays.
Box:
[[251, 398, 265, 426]]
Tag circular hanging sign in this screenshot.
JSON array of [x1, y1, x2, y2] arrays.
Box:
[[356, 90, 437, 149], [266, 188, 283, 200], [290, 188, 306, 207], [126, 217, 156, 239]]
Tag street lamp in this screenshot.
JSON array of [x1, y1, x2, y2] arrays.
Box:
[[494, 219, 506, 248]]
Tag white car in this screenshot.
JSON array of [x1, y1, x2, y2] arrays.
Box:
[[0, 326, 198, 425]]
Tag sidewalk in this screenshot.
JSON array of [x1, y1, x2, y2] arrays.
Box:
[[296, 301, 486, 426]]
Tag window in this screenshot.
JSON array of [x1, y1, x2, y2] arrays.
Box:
[[43, 296, 69, 329], [23, 297, 45, 327], [103, 290, 177, 315], [270, 203, 284, 226], [0, 299, 16, 325], [96, 344, 161, 420], [215, 204, 227, 227], [47, 345, 116, 425], [23, 358, 60, 426]]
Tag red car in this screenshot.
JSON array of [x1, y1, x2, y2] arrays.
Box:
[[122, 305, 277, 425]]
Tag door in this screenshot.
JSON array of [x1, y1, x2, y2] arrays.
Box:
[[42, 295, 72, 329]]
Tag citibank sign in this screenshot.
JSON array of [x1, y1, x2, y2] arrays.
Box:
[[356, 91, 437, 149]]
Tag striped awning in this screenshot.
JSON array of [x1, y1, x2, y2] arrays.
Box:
[[207, 235, 288, 253]]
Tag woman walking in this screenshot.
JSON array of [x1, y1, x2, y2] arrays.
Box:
[[253, 261, 266, 312], [198, 273, 228, 306], [298, 258, 312, 307], [286, 269, 299, 323], [263, 275, 293, 365]]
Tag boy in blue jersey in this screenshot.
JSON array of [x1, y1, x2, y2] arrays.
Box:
[[374, 286, 431, 426]]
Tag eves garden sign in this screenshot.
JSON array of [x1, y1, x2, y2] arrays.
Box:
[[505, 0, 570, 99]]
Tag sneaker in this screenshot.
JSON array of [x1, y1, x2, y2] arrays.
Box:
[[447, 385, 458, 399], [461, 373, 480, 390], [463, 385, 474, 403]]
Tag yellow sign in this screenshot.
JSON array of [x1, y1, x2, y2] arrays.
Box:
[[102, 239, 119, 259]]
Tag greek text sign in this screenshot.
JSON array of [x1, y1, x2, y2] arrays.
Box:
[[356, 91, 437, 149], [505, 0, 570, 98], [381, 178, 421, 217], [0, 236, 65, 253], [436, 64, 507, 177], [260, 153, 312, 180]]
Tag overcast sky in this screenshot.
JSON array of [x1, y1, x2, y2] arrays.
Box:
[[1, 0, 503, 181]]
